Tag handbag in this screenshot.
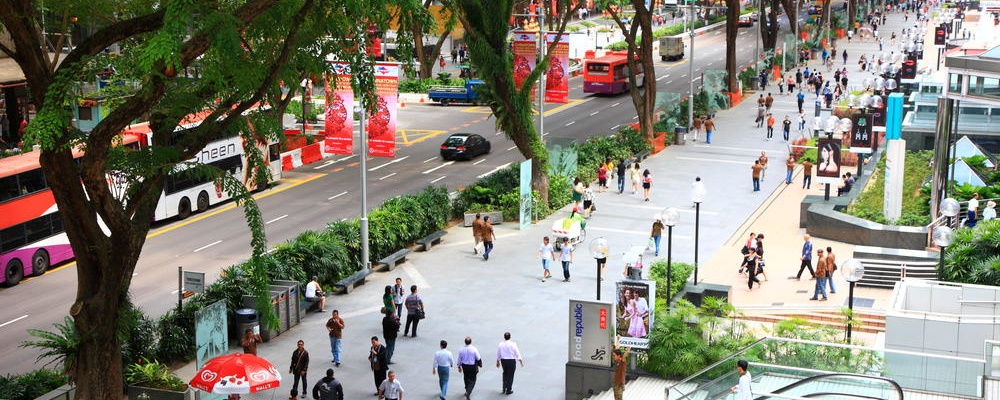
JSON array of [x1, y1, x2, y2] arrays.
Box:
[[416, 308, 426, 320]]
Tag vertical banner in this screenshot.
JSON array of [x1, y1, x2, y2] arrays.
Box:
[[567, 299, 614, 367], [614, 280, 656, 350], [815, 138, 843, 185], [545, 33, 570, 103], [512, 31, 538, 91], [519, 159, 533, 230], [849, 113, 873, 153], [324, 62, 354, 154], [367, 63, 399, 158]]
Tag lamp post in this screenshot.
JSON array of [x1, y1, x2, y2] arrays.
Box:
[[590, 237, 609, 300], [940, 197, 960, 230], [840, 258, 865, 342], [355, 105, 371, 272], [662, 207, 680, 306], [300, 78, 310, 135], [933, 225, 955, 271], [687, 6, 696, 135], [691, 180, 706, 285]]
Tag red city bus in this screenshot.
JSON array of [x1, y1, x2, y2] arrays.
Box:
[[583, 51, 645, 95]]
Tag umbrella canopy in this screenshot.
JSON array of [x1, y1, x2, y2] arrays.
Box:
[[189, 353, 282, 394]]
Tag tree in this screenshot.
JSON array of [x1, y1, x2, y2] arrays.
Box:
[[603, 0, 657, 140], [449, 0, 581, 204], [725, 0, 741, 92], [394, 0, 456, 79], [759, 0, 781, 50], [0, 0, 412, 396]]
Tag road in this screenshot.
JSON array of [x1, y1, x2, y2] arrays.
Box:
[[0, 29, 773, 375]]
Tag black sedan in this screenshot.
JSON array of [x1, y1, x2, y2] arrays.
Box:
[[440, 133, 491, 160]]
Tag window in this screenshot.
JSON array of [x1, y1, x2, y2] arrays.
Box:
[[268, 143, 281, 162], [949, 73, 964, 93], [0, 213, 62, 252], [587, 63, 610, 76], [0, 176, 18, 203], [78, 106, 93, 121]]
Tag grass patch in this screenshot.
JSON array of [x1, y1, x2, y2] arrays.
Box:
[[846, 150, 933, 226]]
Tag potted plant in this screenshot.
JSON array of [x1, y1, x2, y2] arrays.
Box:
[[125, 358, 192, 400]]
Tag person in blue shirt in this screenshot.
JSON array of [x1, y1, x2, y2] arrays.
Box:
[[796, 234, 816, 279]]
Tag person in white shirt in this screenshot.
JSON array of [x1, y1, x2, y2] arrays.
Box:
[[457, 337, 482, 399], [730, 359, 752, 400], [377, 370, 403, 400], [967, 193, 980, 227], [537, 237, 555, 282], [432, 340, 454, 400], [496, 332, 524, 395], [983, 201, 997, 221], [305, 276, 326, 312]]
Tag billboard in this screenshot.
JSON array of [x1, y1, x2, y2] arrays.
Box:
[[567, 299, 614, 367], [816, 138, 842, 185], [615, 280, 656, 350], [849, 113, 873, 154], [512, 31, 538, 91], [544, 33, 570, 103], [367, 63, 399, 158], [324, 62, 354, 154]]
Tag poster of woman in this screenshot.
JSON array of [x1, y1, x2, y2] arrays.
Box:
[[614, 280, 656, 350], [815, 138, 842, 184]]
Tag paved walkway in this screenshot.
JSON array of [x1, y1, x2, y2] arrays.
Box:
[[173, 7, 989, 400]]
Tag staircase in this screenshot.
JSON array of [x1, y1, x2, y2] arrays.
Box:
[[738, 309, 886, 334]]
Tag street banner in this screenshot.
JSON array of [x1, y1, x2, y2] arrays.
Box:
[[615, 280, 656, 350], [367, 63, 399, 158], [324, 62, 354, 154], [519, 159, 532, 230], [849, 113, 873, 154], [512, 31, 537, 91], [545, 33, 570, 103], [816, 138, 843, 185], [567, 299, 614, 367]]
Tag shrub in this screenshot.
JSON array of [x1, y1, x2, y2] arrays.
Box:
[[0, 369, 67, 400], [648, 260, 695, 302], [940, 220, 1000, 286], [846, 150, 932, 226], [124, 358, 188, 391], [547, 174, 573, 211]]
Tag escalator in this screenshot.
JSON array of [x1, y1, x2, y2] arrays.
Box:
[[754, 373, 905, 400]]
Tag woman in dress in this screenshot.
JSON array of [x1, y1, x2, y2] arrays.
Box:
[[627, 292, 647, 338], [629, 162, 642, 194]]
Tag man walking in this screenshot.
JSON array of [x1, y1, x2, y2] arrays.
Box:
[[616, 158, 628, 194], [404, 285, 424, 337], [765, 114, 775, 140], [764, 93, 774, 112], [369, 336, 390, 394], [432, 340, 455, 400], [471, 214, 484, 254], [751, 160, 763, 192], [796, 91, 805, 113], [802, 158, 813, 189], [612, 348, 628, 400], [496, 332, 524, 395], [481, 215, 495, 261], [392, 277, 405, 319], [325, 310, 345, 367], [457, 337, 482, 400], [537, 236, 555, 282], [704, 115, 715, 144], [795, 234, 816, 280], [782, 115, 791, 141], [311, 368, 344, 400], [382, 309, 400, 364], [826, 246, 838, 294], [377, 371, 404, 400], [809, 249, 829, 301], [785, 156, 795, 185], [290, 340, 310, 398]]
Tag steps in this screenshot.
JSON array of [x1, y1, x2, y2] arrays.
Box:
[[738, 309, 886, 334]]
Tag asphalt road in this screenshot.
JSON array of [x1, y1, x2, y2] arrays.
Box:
[[0, 29, 772, 376]]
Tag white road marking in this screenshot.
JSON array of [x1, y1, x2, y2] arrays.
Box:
[[633, 115, 639, 119], [590, 111, 600, 116], [423, 157, 438, 163], [681, 74, 688, 78], [422, 161, 454, 174], [478, 162, 512, 178], [707, 62, 714, 67], [337, 155, 357, 162], [495, 131, 504, 136], [266, 215, 288, 224], [194, 240, 223, 253], [506, 146, 517, 151], [379, 172, 397, 180], [589, 226, 692, 239], [611, 124, 620, 131], [657, 75, 669, 81], [693, 76, 702, 81], [368, 155, 410, 171], [430, 176, 447, 184], [565, 121, 575, 126], [611, 102, 621, 107], [677, 156, 751, 165], [313, 160, 336, 170], [0, 315, 27, 329], [473, 159, 487, 165], [401, 264, 430, 289], [666, 80, 674, 84], [328, 191, 348, 200]]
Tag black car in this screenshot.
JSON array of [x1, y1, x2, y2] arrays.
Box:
[[440, 133, 491, 160]]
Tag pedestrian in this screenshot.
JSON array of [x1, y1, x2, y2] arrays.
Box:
[[582, 183, 595, 218], [471, 213, 483, 254], [290, 340, 310, 398], [842, 49, 848, 65], [450, 48, 458, 64], [802, 158, 813, 189], [754, 234, 769, 281], [558, 236, 574, 282], [457, 337, 482, 400], [741, 247, 762, 290], [967, 193, 980, 227], [496, 332, 524, 395], [691, 176, 706, 207], [765, 114, 775, 140], [382, 309, 400, 364], [481, 215, 495, 260], [751, 160, 763, 192], [704, 115, 715, 144], [432, 340, 455, 400], [572, 177, 584, 202], [312, 368, 344, 400], [612, 348, 629, 400], [369, 336, 390, 393], [377, 370, 403, 400], [650, 217, 664, 257], [826, 246, 838, 294], [797, 112, 806, 135], [795, 69, 803, 90], [756, 104, 766, 128], [641, 169, 652, 201], [629, 162, 642, 194], [778, 76, 784, 94], [847, 29, 853, 42], [810, 249, 830, 301], [382, 285, 396, 317], [764, 93, 774, 112], [796, 234, 816, 280], [730, 360, 753, 400], [305, 276, 327, 312], [787, 75, 795, 93], [392, 277, 405, 319], [983, 201, 997, 221], [537, 236, 555, 282], [691, 115, 703, 142], [796, 91, 805, 113], [784, 155, 795, 184], [597, 162, 609, 191], [325, 310, 345, 367], [616, 158, 628, 194], [781, 115, 791, 142], [403, 285, 424, 337]]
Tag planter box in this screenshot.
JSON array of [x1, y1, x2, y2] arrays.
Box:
[[650, 133, 667, 154], [463, 211, 502, 227], [127, 385, 193, 400]]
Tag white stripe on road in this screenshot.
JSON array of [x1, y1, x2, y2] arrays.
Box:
[[368, 155, 410, 171], [424, 157, 438, 163], [676, 156, 750, 165], [379, 172, 397, 180], [430, 176, 447, 184], [328, 191, 348, 200], [0, 315, 27, 329], [312, 160, 336, 170], [611, 102, 621, 107], [266, 215, 288, 224], [477, 162, 511, 178], [590, 111, 600, 116], [473, 159, 487, 165], [194, 240, 222, 253], [566, 121, 575, 126], [506, 146, 517, 151], [589, 226, 692, 240], [422, 161, 454, 174]]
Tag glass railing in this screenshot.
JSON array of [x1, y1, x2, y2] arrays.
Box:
[[664, 337, 985, 400]]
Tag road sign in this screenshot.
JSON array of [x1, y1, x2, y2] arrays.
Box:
[[185, 271, 206, 294]]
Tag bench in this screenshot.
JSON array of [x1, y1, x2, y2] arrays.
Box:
[[634, 150, 650, 162], [376, 248, 412, 271], [415, 230, 448, 251], [334, 269, 373, 294]]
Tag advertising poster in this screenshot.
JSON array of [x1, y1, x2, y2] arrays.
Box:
[[512, 31, 537, 91], [324, 62, 354, 154], [615, 280, 656, 350], [567, 299, 614, 367], [544, 33, 570, 103], [816, 138, 842, 184], [367, 63, 399, 158], [849, 113, 873, 154], [519, 159, 532, 230]]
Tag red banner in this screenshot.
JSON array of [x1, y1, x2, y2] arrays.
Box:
[[324, 62, 354, 154], [545, 33, 570, 103], [366, 63, 399, 158], [512, 31, 537, 91]]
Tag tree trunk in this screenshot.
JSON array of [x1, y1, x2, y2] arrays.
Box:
[[726, 0, 741, 92], [609, 1, 656, 140]]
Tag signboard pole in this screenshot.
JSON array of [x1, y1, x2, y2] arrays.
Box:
[[178, 266, 183, 312]]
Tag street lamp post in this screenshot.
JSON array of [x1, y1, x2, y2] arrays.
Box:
[[688, 6, 696, 135], [662, 208, 680, 306], [692, 180, 706, 285], [300, 78, 310, 136], [590, 237, 609, 300], [840, 258, 865, 342], [933, 225, 955, 271], [355, 105, 371, 272], [940, 197, 960, 230]]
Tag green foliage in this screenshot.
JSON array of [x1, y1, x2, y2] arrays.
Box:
[[451, 165, 520, 217], [642, 299, 754, 378], [575, 128, 650, 184], [124, 358, 188, 392], [287, 100, 321, 123], [605, 14, 728, 51], [747, 318, 884, 374], [940, 220, 1000, 286], [846, 151, 933, 226], [0, 369, 67, 400], [547, 174, 574, 211], [648, 260, 695, 302], [20, 317, 79, 374]]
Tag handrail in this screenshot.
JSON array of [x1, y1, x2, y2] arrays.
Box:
[[664, 337, 770, 397], [754, 373, 905, 400]]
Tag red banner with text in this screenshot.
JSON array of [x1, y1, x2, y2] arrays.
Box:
[[367, 63, 399, 158], [512, 31, 537, 92], [324, 62, 354, 154], [545, 33, 570, 103]]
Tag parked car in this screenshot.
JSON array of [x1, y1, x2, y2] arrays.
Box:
[[738, 15, 754, 27], [440, 133, 491, 160]]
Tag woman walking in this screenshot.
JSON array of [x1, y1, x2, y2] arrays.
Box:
[[641, 169, 652, 202], [741, 247, 762, 291], [629, 162, 642, 194]]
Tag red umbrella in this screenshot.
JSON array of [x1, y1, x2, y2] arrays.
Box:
[[189, 353, 282, 395]]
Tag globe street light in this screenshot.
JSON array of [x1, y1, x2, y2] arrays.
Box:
[[662, 207, 680, 306], [589, 237, 609, 300], [841, 258, 865, 342], [940, 197, 960, 229], [691, 180, 706, 285], [933, 225, 955, 271]]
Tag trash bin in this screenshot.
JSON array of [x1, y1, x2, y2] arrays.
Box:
[[750, 77, 759, 91], [674, 126, 687, 145], [235, 308, 259, 338]]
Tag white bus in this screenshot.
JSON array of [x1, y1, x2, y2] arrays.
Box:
[[117, 109, 282, 221]]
